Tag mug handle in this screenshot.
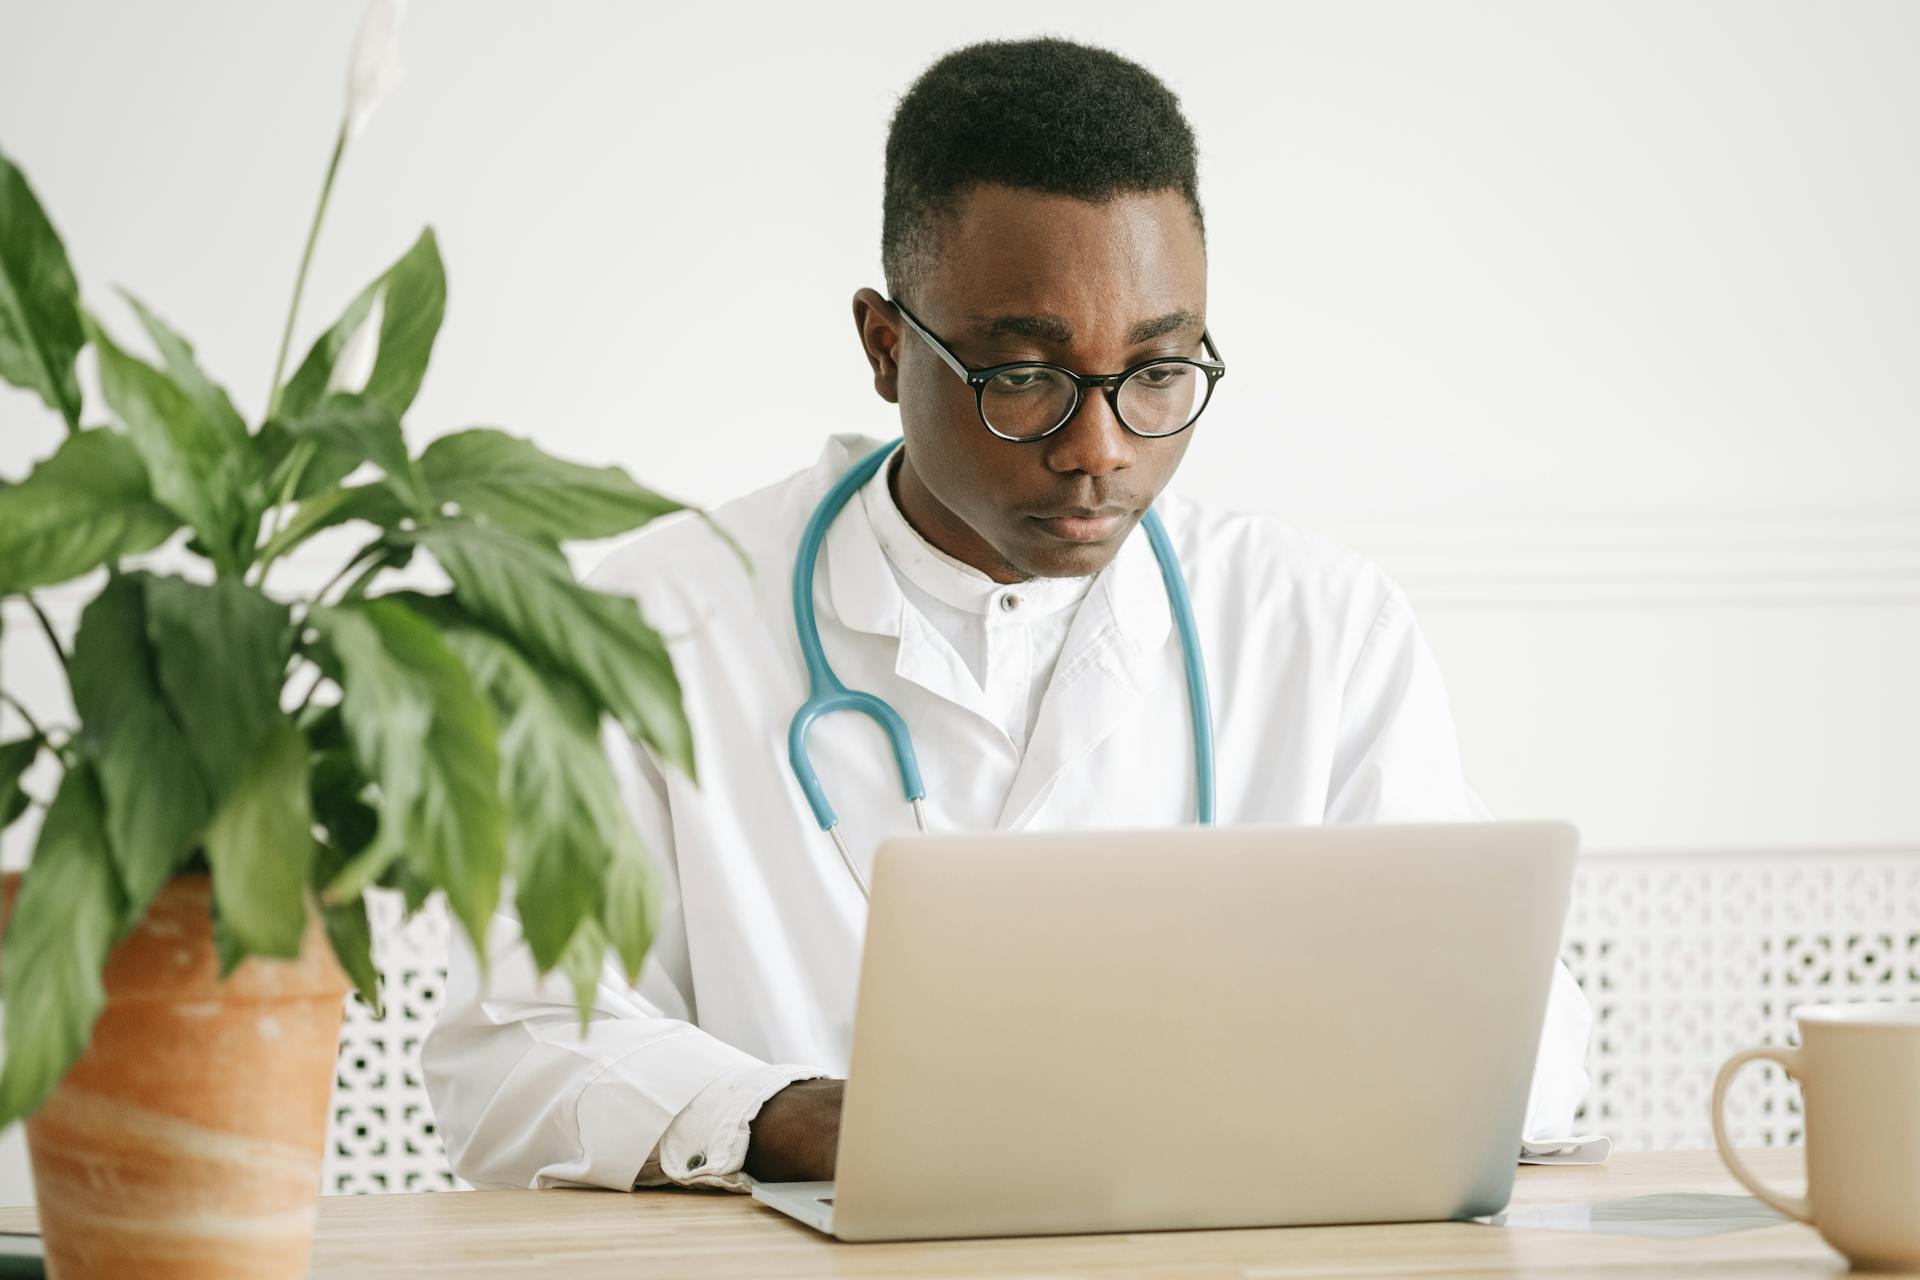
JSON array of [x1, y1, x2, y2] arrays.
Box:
[[1711, 1046, 1815, 1224]]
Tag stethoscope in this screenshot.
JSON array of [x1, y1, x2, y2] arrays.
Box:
[[787, 438, 1215, 897]]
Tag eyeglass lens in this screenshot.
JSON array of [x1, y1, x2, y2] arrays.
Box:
[[980, 360, 1209, 439]]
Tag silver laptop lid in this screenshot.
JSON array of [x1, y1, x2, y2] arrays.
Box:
[[828, 820, 1579, 1241]]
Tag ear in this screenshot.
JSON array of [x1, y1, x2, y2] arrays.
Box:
[[851, 288, 902, 403]]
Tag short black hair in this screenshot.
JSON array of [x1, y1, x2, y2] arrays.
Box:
[[881, 37, 1204, 303]]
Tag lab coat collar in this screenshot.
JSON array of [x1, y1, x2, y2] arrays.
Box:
[[821, 437, 902, 638], [994, 525, 1176, 829], [818, 434, 982, 723], [1102, 509, 1175, 659]]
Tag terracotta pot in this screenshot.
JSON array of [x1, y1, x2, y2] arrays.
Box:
[[8, 874, 348, 1279]]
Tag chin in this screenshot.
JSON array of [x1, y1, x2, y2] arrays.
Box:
[[1015, 538, 1124, 580], [1005, 513, 1140, 579]]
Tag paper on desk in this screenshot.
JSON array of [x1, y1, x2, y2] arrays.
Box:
[[1518, 1134, 1611, 1165], [1478, 1193, 1789, 1238]]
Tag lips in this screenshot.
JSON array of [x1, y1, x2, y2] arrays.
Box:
[[1030, 510, 1131, 543]]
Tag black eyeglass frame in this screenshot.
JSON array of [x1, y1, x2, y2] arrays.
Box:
[[888, 297, 1226, 443]]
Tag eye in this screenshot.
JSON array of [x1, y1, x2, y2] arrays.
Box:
[[1133, 364, 1192, 390], [990, 367, 1059, 393]]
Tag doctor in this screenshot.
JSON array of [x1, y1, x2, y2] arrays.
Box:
[[422, 36, 1593, 1192]]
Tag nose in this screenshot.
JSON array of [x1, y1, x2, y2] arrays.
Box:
[[1042, 383, 1134, 478]]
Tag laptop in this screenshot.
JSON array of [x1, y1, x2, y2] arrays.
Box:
[[752, 819, 1579, 1242]]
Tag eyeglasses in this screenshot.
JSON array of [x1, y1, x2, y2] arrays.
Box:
[[889, 297, 1226, 442]]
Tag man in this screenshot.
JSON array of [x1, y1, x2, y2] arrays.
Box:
[[422, 36, 1592, 1192]]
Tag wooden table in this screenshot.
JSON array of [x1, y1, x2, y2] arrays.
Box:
[[0, 1149, 1874, 1278]]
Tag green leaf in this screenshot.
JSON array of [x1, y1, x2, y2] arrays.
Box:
[[310, 747, 373, 842], [308, 599, 504, 951], [391, 591, 659, 979], [142, 576, 292, 796], [417, 522, 695, 779], [312, 841, 380, 1013], [556, 914, 611, 1033], [419, 429, 683, 543], [308, 736, 383, 1012], [210, 900, 247, 979], [117, 290, 249, 446], [310, 741, 377, 852], [257, 393, 423, 510], [360, 229, 446, 419], [598, 808, 660, 984], [441, 626, 609, 971], [252, 427, 324, 502], [279, 228, 445, 422], [0, 147, 85, 429], [0, 763, 126, 1125], [87, 315, 257, 573], [389, 862, 436, 915], [550, 855, 661, 1026], [202, 720, 311, 959], [0, 429, 178, 594], [0, 736, 39, 830], [69, 575, 211, 918]]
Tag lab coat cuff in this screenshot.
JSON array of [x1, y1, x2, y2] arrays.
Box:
[[566, 1027, 767, 1192], [639, 1062, 831, 1192], [1517, 959, 1600, 1153]]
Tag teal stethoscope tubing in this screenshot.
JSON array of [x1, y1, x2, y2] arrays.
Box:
[[788, 438, 1215, 896]]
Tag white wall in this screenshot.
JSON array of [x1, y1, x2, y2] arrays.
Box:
[[5, 0, 1916, 848], [2, 0, 1917, 1197]]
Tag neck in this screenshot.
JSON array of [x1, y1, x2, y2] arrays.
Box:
[[890, 450, 1026, 584]]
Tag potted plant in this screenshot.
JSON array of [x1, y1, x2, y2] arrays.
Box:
[[0, 6, 699, 1275]]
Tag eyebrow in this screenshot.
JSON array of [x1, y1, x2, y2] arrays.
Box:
[[968, 310, 1201, 346]]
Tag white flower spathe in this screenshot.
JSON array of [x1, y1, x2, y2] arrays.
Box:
[[323, 288, 385, 398], [344, 0, 407, 139]]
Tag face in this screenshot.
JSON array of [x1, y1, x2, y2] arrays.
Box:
[[852, 184, 1208, 582]]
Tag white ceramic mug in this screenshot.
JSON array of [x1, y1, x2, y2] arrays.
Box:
[[1711, 1002, 1920, 1271]]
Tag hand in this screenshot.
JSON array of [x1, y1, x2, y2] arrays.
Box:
[[745, 1077, 843, 1182]]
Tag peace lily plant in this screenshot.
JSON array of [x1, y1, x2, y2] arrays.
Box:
[[0, 8, 697, 1266]]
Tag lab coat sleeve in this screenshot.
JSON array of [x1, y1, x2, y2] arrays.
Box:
[[1323, 580, 1594, 1146], [420, 730, 795, 1191]]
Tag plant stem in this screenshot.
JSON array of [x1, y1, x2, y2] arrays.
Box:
[[334, 555, 389, 605], [26, 596, 68, 675], [266, 124, 349, 421], [290, 661, 331, 720], [311, 542, 385, 612], [252, 439, 319, 589], [0, 691, 47, 741]]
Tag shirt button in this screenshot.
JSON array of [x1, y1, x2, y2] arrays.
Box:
[[687, 1153, 706, 1170], [1000, 593, 1021, 612]]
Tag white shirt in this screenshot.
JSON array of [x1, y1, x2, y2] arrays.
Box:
[[865, 450, 1096, 754], [420, 433, 1595, 1193]]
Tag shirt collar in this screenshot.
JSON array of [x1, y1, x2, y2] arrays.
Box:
[[820, 434, 1174, 652], [860, 448, 1093, 618]]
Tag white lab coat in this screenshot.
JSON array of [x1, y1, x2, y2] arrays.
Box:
[[420, 433, 1593, 1191]]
